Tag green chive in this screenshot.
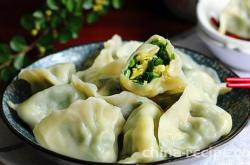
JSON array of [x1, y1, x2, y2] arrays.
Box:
[[129, 58, 136, 68], [152, 72, 160, 79], [124, 69, 131, 78], [154, 58, 163, 66]]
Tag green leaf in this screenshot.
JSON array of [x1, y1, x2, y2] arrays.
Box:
[[47, 0, 59, 10], [0, 68, 11, 82], [0, 43, 11, 55], [50, 15, 62, 28], [39, 33, 54, 47], [0, 67, 17, 82], [67, 16, 83, 33], [33, 11, 44, 19], [13, 54, 29, 70], [86, 12, 99, 24], [74, 0, 84, 15], [10, 36, 27, 52], [21, 14, 34, 30], [58, 28, 72, 43], [59, 9, 67, 18], [62, 0, 75, 12], [34, 17, 46, 30], [0, 54, 11, 64], [112, 0, 122, 9], [83, 0, 93, 10]]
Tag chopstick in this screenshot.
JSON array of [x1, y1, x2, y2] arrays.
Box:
[[226, 77, 250, 88]]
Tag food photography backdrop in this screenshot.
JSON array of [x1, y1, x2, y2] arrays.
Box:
[[0, 0, 249, 165]]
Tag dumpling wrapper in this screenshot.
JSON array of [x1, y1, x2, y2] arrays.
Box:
[[34, 97, 125, 163], [76, 35, 141, 96], [103, 91, 160, 119], [77, 58, 126, 96], [72, 76, 158, 119], [120, 35, 186, 98], [158, 85, 232, 157], [10, 84, 86, 129], [119, 103, 164, 163], [18, 63, 76, 93], [177, 50, 231, 96], [219, 0, 250, 39]]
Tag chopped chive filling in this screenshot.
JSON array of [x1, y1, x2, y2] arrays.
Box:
[[124, 69, 131, 77], [124, 39, 174, 85], [129, 58, 136, 68], [150, 40, 171, 65]]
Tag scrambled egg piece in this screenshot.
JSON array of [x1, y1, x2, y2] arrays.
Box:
[[130, 61, 148, 79], [153, 65, 166, 75], [136, 53, 154, 62]]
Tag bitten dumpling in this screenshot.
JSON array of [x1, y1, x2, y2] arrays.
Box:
[[33, 98, 125, 162], [11, 84, 85, 128], [120, 35, 186, 97], [19, 63, 76, 93], [158, 86, 232, 157], [119, 103, 164, 163], [219, 0, 250, 39]]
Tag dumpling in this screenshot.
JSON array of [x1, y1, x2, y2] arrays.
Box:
[[176, 49, 199, 71], [119, 103, 164, 163], [33, 98, 125, 162], [103, 91, 158, 119], [158, 86, 232, 157], [177, 50, 231, 96], [76, 58, 126, 96], [11, 84, 85, 128], [120, 35, 186, 98], [71, 75, 99, 97], [76, 35, 141, 96], [80, 35, 123, 74], [184, 70, 221, 104], [219, 0, 250, 39], [18, 63, 76, 93]]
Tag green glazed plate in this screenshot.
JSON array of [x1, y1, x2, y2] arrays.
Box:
[[1, 43, 250, 164]]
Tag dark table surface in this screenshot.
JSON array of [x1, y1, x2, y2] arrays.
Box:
[[0, 0, 194, 88]]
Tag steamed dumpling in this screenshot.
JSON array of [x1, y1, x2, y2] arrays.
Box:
[[177, 50, 231, 96], [120, 35, 186, 98], [71, 75, 99, 97], [11, 84, 85, 128], [77, 58, 126, 96], [119, 103, 164, 163], [184, 70, 221, 104], [219, 0, 250, 38], [19, 63, 76, 93], [103, 91, 159, 119], [158, 86, 232, 157], [76, 35, 141, 96], [34, 98, 125, 162]]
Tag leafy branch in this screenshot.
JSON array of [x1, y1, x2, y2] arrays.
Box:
[[0, 0, 122, 82]]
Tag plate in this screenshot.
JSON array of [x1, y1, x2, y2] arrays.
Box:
[[1, 42, 250, 164]]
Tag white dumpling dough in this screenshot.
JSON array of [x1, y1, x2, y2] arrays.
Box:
[[219, 0, 250, 38], [119, 103, 164, 163], [158, 86, 232, 157], [19, 63, 76, 93], [76, 35, 142, 96], [12, 84, 85, 128], [34, 97, 125, 162]]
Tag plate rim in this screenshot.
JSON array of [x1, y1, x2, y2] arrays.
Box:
[[1, 42, 250, 165]]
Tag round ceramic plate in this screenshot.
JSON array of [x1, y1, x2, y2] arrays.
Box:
[[1, 43, 250, 164]]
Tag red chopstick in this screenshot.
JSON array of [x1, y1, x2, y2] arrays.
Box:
[[226, 77, 250, 88]]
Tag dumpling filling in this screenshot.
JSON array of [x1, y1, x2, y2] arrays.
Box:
[[123, 36, 175, 85]]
